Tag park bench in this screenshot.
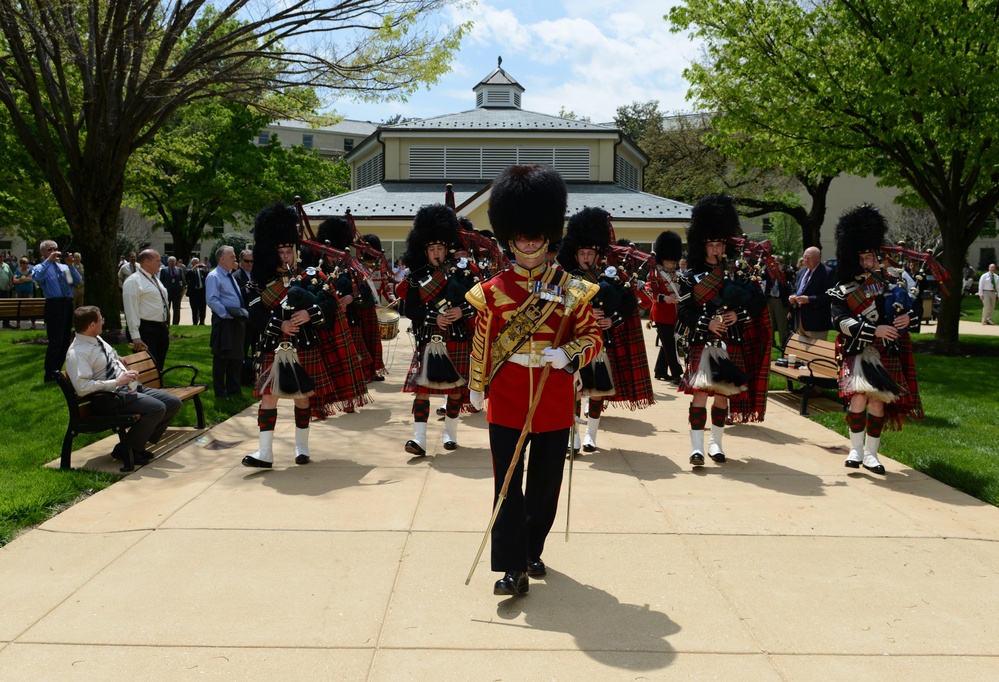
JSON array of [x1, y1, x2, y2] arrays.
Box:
[[0, 298, 45, 327], [56, 350, 207, 472], [770, 333, 840, 416]]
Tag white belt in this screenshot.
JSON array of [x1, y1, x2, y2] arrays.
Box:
[[508, 352, 547, 368]]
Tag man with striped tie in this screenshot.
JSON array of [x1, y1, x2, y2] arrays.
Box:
[[123, 249, 171, 370], [65, 306, 182, 464]]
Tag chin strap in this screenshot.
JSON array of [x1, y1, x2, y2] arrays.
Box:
[[509, 240, 549, 262]]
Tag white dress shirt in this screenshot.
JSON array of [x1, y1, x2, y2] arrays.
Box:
[[123, 269, 169, 336], [65, 333, 127, 396], [980, 270, 997, 293]]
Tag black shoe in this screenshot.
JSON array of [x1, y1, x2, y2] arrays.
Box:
[[493, 571, 529, 596], [863, 463, 886, 475], [709, 452, 726, 463], [689, 452, 705, 466], [526, 558, 546, 578], [134, 449, 154, 465], [669, 377, 682, 386], [443, 440, 457, 451], [582, 444, 596, 453], [844, 460, 861, 469], [242, 455, 272, 468], [295, 454, 310, 465], [43, 374, 56, 383], [654, 375, 667, 381], [405, 440, 426, 457], [435, 406, 446, 416], [372, 375, 385, 382]]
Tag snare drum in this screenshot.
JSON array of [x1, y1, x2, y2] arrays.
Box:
[[377, 307, 400, 340]]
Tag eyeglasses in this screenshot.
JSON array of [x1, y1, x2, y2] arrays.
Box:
[[241, 258, 253, 263]]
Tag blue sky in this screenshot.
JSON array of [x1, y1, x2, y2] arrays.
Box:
[[333, 1, 700, 125]]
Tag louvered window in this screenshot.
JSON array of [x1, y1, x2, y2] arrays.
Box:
[[408, 146, 591, 181], [356, 152, 383, 189], [616, 155, 640, 190]]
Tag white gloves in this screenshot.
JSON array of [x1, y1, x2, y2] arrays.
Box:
[[542, 346, 571, 370], [469, 389, 485, 411]]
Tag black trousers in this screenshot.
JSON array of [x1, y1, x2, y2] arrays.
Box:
[[654, 322, 683, 380], [168, 290, 184, 325], [43, 297, 74, 376], [138, 319, 169, 371], [489, 423, 569, 573], [188, 289, 206, 325], [91, 386, 182, 450]]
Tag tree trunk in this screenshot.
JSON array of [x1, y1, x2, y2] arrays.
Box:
[[70, 188, 127, 333], [934, 215, 973, 345]]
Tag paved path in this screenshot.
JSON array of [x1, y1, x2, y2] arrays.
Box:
[[3, 323, 998, 680]]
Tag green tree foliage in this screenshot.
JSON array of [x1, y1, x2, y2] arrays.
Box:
[[615, 101, 824, 244], [0, 0, 467, 329], [669, 0, 999, 343], [126, 99, 350, 262]]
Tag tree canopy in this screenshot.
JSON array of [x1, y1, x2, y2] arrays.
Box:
[[669, 0, 999, 342], [0, 0, 467, 330]]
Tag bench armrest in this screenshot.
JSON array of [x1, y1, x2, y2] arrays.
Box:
[[160, 364, 200, 386], [805, 357, 838, 376]]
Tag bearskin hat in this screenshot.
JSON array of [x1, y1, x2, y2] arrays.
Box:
[[363, 233, 383, 252], [316, 216, 353, 250], [557, 206, 612, 270], [686, 194, 741, 272], [835, 204, 887, 283], [251, 202, 299, 285], [653, 230, 684, 264], [403, 204, 460, 270], [487, 164, 567, 248]]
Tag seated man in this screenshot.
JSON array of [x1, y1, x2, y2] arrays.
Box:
[[65, 306, 183, 464]]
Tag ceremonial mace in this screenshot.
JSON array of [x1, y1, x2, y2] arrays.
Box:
[[464, 305, 575, 586]]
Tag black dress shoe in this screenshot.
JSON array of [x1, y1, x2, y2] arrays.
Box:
[[295, 454, 310, 465], [689, 452, 705, 466], [863, 463, 886, 475], [526, 558, 546, 578], [582, 444, 596, 453], [134, 449, 154, 465], [435, 406, 447, 416], [404, 440, 426, 457], [493, 571, 529, 596], [443, 440, 457, 451], [709, 452, 726, 463], [242, 455, 272, 468], [372, 375, 385, 382], [669, 377, 682, 386], [844, 460, 861, 469], [654, 374, 667, 381]]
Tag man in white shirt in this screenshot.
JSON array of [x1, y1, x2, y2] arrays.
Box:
[[980, 263, 997, 325], [123, 249, 171, 369], [65, 306, 182, 464]]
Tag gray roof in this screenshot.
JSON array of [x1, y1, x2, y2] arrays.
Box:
[[475, 66, 523, 89], [268, 118, 377, 137], [381, 108, 616, 133], [302, 182, 691, 221]]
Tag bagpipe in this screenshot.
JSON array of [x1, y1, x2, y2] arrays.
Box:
[[444, 182, 510, 275]]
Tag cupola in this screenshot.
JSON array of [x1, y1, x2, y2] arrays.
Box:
[[472, 56, 524, 110]]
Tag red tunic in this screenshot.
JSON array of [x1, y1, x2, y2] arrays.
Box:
[[466, 263, 603, 432]]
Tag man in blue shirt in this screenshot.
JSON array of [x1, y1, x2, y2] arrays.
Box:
[[206, 245, 247, 398], [32, 239, 82, 381]]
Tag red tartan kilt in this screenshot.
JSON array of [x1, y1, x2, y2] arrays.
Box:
[[403, 337, 472, 399], [255, 345, 337, 399], [679, 342, 751, 394], [605, 311, 654, 408], [358, 305, 385, 375]]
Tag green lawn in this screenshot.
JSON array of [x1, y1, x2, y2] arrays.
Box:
[[0, 326, 254, 546]]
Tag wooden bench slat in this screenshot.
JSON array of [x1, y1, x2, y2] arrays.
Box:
[[771, 333, 842, 416]]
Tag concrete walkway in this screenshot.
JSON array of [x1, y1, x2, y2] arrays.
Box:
[[3, 323, 998, 680]]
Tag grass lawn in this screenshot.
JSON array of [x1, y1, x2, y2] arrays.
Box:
[[0, 325, 255, 546]]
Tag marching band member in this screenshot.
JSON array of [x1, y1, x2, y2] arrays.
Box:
[[829, 205, 924, 474], [646, 231, 685, 384], [401, 204, 475, 456], [465, 164, 602, 596], [678, 195, 769, 466], [557, 207, 655, 453], [242, 203, 368, 469]]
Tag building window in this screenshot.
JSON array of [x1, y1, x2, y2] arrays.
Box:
[[302, 134, 313, 149], [762, 217, 772, 233], [408, 146, 590, 181], [257, 131, 270, 145], [344, 138, 354, 152], [980, 247, 996, 271], [0, 240, 11, 250]]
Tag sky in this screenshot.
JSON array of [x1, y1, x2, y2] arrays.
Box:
[[332, 0, 702, 125]]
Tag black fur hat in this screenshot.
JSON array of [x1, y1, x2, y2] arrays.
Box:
[[251, 202, 299, 285], [686, 194, 741, 272], [557, 206, 612, 270], [403, 204, 460, 270], [363, 233, 383, 252], [653, 230, 684, 264], [487, 164, 567, 248], [835, 204, 887, 283], [316, 217, 353, 250]]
